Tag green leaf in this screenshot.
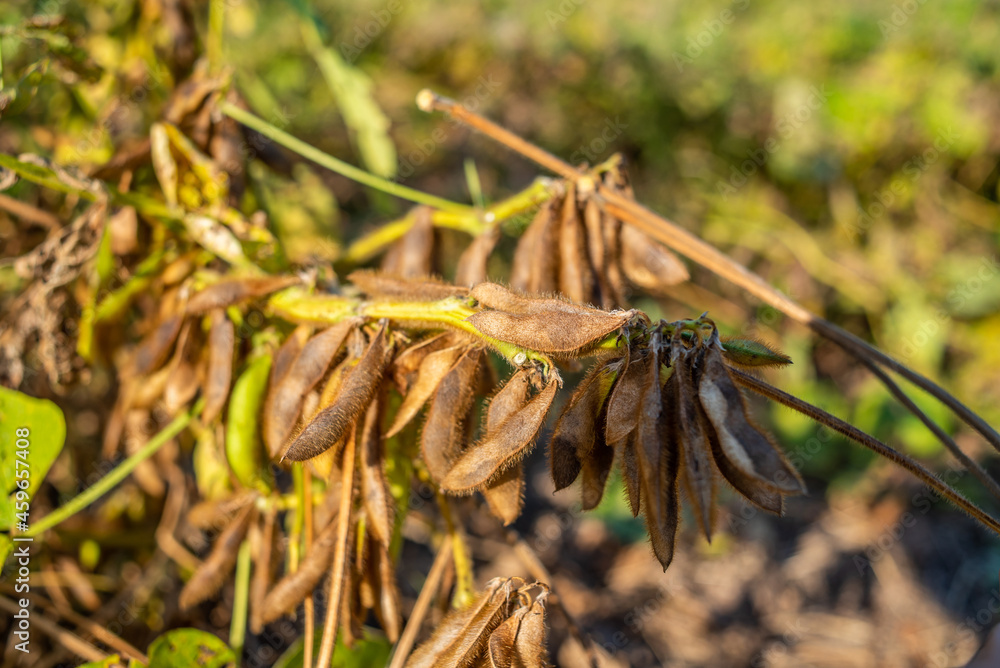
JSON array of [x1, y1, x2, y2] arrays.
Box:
[[0, 387, 66, 532], [0, 534, 12, 567], [147, 629, 236, 668], [77, 655, 129, 668]]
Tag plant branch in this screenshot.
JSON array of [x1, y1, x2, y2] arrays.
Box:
[[220, 102, 471, 215], [732, 369, 1000, 535], [416, 88, 1000, 457]]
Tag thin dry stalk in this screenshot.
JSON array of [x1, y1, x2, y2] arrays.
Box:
[[387, 536, 455, 668], [0, 595, 105, 662]]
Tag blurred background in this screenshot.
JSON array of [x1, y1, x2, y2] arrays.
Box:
[[2, 0, 1000, 665]]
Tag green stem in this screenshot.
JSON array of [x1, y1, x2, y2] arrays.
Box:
[[230, 538, 252, 657], [24, 400, 204, 537], [220, 103, 470, 214]]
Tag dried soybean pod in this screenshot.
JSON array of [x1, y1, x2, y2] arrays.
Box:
[[466, 308, 632, 358], [558, 185, 594, 304], [549, 358, 620, 491], [527, 199, 561, 295], [373, 541, 403, 642], [281, 323, 391, 462], [179, 505, 254, 609], [391, 332, 455, 392], [486, 609, 521, 668], [186, 275, 301, 315], [579, 423, 615, 510], [511, 597, 549, 668], [420, 346, 482, 483], [703, 406, 783, 514], [132, 308, 184, 377], [347, 269, 469, 301], [271, 325, 311, 391], [387, 344, 466, 438], [698, 345, 804, 494], [675, 348, 716, 541], [583, 196, 615, 309], [470, 282, 610, 318], [482, 464, 525, 526], [202, 309, 235, 423], [435, 578, 521, 668], [621, 437, 642, 517], [406, 578, 509, 668], [359, 397, 395, 548], [643, 366, 681, 571], [441, 373, 558, 493], [510, 203, 548, 292], [455, 226, 500, 287], [720, 336, 792, 370], [163, 319, 203, 415], [619, 224, 689, 294], [264, 320, 357, 458], [382, 206, 435, 278], [604, 349, 652, 446], [226, 352, 272, 490], [259, 515, 340, 624]]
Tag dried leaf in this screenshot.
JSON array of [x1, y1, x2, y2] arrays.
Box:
[[281, 323, 391, 462], [387, 344, 466, 438], [202, 309, 235, 423], [698, 345, 804, 494], [263, 320, 356, 458], [421, 346, 482, 483], [179, 505, 253, 609], [186, 275, 301, 315], [441, 372, 557, 493]]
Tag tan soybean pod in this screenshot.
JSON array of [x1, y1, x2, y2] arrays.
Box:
[[698, 345, 805, 494], [348, 269, 469, 301], [441, 370, 556, 493], [467, 307, 632, 358], [420, 346, 483, 483], [386, 344, 466, 438], [179, 504, 254, 609], [619, 223, 689, 294], [202, 309, 235, 423], [185, 275, 301, 315], [359, 397, 395, 548], [455, 226, 500, 288], [382, 205, 435, 278], [280, 323, 391, 462], [557, 184, 594, 305]]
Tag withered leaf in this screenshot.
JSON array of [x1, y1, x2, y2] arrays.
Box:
[[421, 346, 482, 483], [281, 323, 391, 462], [179, 505, 254, 609], [348, 269, 468, 301], [441, 372, 558, 493], [264, 319, 357, 458], [202, 309, 235, 423], [186, 275, 301, 315], [387, 344, 466, 438], [549, 358, 620, 491], [698, 346, 804, 494]]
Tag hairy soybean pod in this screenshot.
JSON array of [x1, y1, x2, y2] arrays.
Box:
[[382, 206, 435, 278], [387, 344, 465, 438], [698, 345, 804, 494], [455, 226, 500, 288], [348, 269, 469, 301], [202, 309, 235, 424], [720, 336, 792, 369], [510, 202, 550, 292], [226, 352, 273, 490], [674, 347, 717, 541], [604, 349, 652, 446], [186, 275, 301, 315], [359, 397, 395, 548], [132, 311, 184, 377], [467, 307, 633, 358], [442, 370, 556, 494], [281, 323, 391, 462], [263, 319, 357, 458], [558, 186, 594, 305], [511, 597, 549, 668], [619, 223, 689, 294], [179, 504, 254, 609], [259, 516, 340, 624], [421, 346, 483, 483]]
